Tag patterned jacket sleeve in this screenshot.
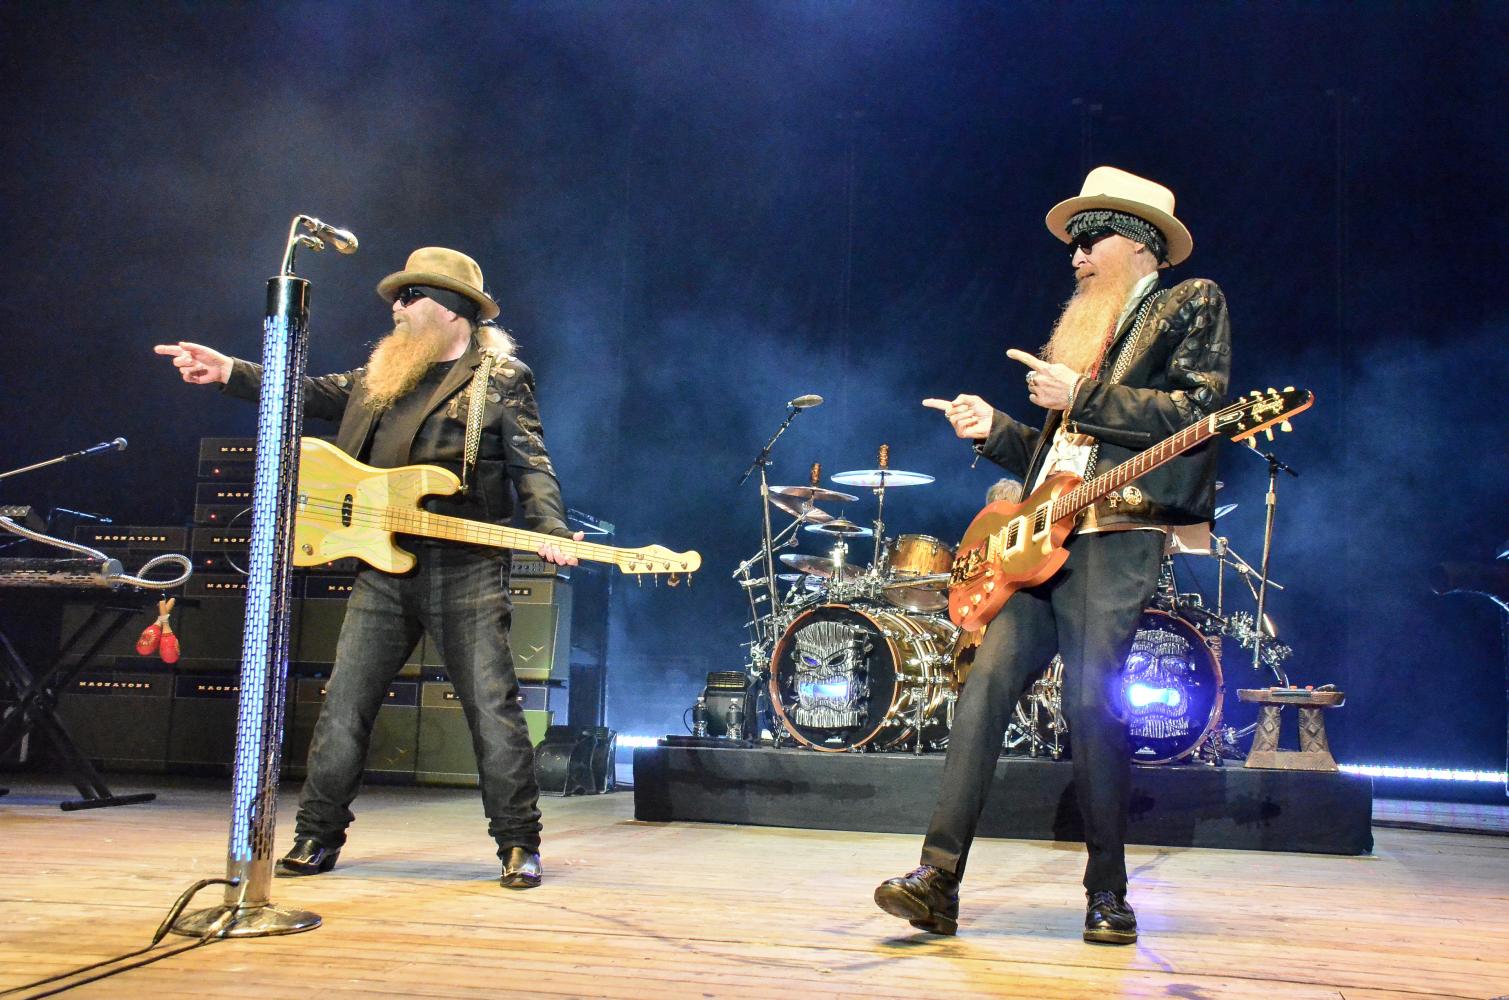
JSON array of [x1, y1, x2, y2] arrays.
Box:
[[976, 408, 1040, 479], [496, 360, 572, 538], [221, 358, 354, 423], [1065, 279, 1231, 450]]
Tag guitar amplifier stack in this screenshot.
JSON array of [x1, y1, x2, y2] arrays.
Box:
[[43, 436, 577, 786]]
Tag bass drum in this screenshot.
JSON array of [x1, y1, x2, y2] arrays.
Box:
[[770, 603, 957, 752], [1122, 610, 1223, 763], [949, 610, 1222, 764]]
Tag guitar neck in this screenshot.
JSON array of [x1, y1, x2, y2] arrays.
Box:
[[385, 507, 623, 565], [1049, 417, 1218, 523]]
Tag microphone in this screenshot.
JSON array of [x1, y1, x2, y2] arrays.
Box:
[[788, 394, 824, 410], [74, 438, 127, 458], [302, 217, 359, 254]]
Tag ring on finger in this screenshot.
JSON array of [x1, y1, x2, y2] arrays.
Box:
[[1025, 372, 1037, 386]]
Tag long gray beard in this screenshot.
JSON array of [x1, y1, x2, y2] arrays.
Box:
[[1042, 261, 1144, 375], [363, 327, 446, 411]]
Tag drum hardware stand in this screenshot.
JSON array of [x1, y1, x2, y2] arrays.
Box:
[[1241, 442, 1298, 686], [171, 214, 356, 940], [736, 395, 820, 636], [871, 444, 890, 567]]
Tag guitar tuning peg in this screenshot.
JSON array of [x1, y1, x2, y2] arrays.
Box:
[[635, 574, 643, 587], [1283, 385, 1295, 392], [1246, 438, 1258, 449], [1267, 387, 1277, 395], [1280, 420, 1292, 432], [1263, 428, 1274, 441], [668, 573, 681, 588]]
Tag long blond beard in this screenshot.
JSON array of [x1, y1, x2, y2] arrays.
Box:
[[363, 323, 518, 411], [1042, 252, 1146, 375], [363, 327, 449, 411]]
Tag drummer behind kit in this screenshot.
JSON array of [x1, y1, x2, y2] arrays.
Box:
[[729, 387, 1315, 765]]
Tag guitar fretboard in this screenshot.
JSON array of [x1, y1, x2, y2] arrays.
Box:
[[1048, 416, 1218, 523], [298, 496, 674, 570]]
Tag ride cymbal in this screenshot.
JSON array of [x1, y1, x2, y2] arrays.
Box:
[[831, 469, 935, 487]]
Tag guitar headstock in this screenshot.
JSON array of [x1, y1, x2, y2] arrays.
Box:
[[614, 544, 702, 581], [1213, 387, 1314, 446]]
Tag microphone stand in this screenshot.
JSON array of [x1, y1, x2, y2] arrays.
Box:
[[0, 441, 125, 482], [737, 404, 806, 656], [1242, 443, 1298, 683]]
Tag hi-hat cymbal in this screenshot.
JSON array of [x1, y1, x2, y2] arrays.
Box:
[[769, 492, 834, 523], [831, 469, 935, 488], [1215, 480, 1224, 491], [780, 552, 862, 579], [803, 518, 873, 538], [777, 572, 824, 592], [771, 484, 859, 504], [1214, 503, 1239, 520]]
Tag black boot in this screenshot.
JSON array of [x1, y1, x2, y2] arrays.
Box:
[[275, 838, 341, 877], [1083, 890, 1137, 944], [499, 847, 542, 889], [874, 865, 960, 935]]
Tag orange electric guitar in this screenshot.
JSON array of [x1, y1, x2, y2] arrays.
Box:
[[947, 387, 1313, 630], [292, 438, 701, 580]]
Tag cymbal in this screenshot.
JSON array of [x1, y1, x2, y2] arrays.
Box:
[[771, 484, 859, 504], [780, 552, 862, 579], [803, 518, 873, 538], [1214, 503, 1239, 520], [1215, 480, 1224, 491], [768, 492, 833, 523], [831, 469, 935, 488]]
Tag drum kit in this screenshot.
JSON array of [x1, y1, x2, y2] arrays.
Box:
[[734, 443, 1297, 764], [733, 446, 963, 753]]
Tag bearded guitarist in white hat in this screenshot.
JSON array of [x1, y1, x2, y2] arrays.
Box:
[[155, 247, 582, 890], [875, 168, 1231, 943]]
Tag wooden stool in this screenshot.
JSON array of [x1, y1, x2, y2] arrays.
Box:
[[1236, 687, 1346, 772]]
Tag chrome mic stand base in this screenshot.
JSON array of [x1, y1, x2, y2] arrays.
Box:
[[170, 901, 321, 939]]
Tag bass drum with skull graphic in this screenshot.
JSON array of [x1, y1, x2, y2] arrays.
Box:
[[1121, 610, 1223, 763], [769, 603, 957, 752]]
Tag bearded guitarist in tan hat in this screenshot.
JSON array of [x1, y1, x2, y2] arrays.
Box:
[[155, 247, 582, 889], [875, 168, 1231, 943]]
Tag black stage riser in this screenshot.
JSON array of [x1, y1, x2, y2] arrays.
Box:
[[633, 746, 1374, 856]]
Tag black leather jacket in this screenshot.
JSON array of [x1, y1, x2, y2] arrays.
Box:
[[223, 339, 572, 538], [978, 277, 1231, 528]]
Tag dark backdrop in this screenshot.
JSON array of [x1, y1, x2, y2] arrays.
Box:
[[1, 1, 1505, 772]]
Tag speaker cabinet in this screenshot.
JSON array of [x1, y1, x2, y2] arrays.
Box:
[[166, 673, 298, 774], [414, 681, 552, 787], [284, 678, 419, 782], [509, 578, 572, 683], [55, 668, 173, 772]]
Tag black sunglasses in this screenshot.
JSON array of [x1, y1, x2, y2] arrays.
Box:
[[395, 285, 430, 307], [1069, 229, 1117, 255]]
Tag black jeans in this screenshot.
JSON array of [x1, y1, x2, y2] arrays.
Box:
[[920, 529, 1165, 895], [293, 545, 543, 856]]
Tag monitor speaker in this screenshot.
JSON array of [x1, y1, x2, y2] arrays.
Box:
[[534, 726, 615, 796]]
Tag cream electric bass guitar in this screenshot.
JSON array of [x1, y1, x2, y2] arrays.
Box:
[[947, 387, 1313, 631], [291, 438, 701, 580]]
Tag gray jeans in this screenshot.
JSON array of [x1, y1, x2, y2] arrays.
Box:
[[294, 546, 542, 856]]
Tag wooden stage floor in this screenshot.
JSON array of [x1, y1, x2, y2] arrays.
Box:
[[2, 777, 1506, 999]]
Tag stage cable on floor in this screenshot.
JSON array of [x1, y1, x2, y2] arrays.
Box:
[[0, 877, 239, 998]]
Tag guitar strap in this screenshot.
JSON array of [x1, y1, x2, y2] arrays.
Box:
[[1080, 288, 1166, 483], [459, 349, 503, 493]]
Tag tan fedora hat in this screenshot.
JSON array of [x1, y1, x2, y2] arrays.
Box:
[[376, 246, 500, 320], [1045, 166, 1193, 266]]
